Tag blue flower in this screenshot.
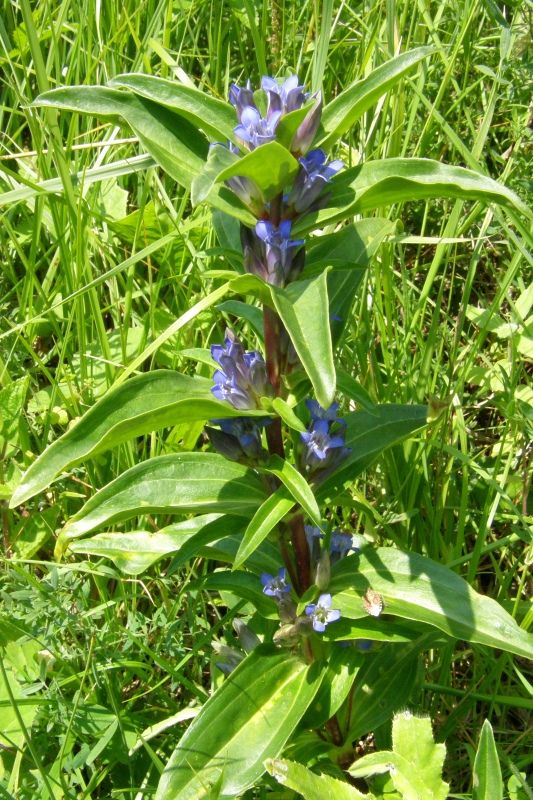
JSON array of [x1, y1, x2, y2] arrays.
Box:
[[299, 401, 350, 476], [305, 593, 341, 633], [229, 75, 322, 155], [330, 532, 355, 560], [241, 220, 305, 286], [261, 568, 291, 599], [206, 417, 268, 463], [287, 149, 344, 213], [261, 75, 306, 114], [211, 329, 270, 410], [254, 220, 305, 285], [306, 399, 341, 423], [300, 419, 347, 470], [234, 105, 281, 149]]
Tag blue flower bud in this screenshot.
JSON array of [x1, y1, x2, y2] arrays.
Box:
[[206, 417, 268, 463]]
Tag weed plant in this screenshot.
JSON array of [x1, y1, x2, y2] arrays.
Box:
[[0, 0, 532, 798]]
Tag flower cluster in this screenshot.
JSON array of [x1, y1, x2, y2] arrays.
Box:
[[208, 330, 271, 464], [225, 75, 343, 288], [241, 219, 304, 286], [211, 329, 271, 410], [299, 400, 350, 477], [230, 75, 320, 154]]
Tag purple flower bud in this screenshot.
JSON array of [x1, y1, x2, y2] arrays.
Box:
[[305, 593, 341, 633], [211, 329, 271, 409], [229, 81, 257, 122], [291, 94, 323, 155], [261, 568, 291, 599], [287, 148, 343, 213], [225, 174, 265, 217]]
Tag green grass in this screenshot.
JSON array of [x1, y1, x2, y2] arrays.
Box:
[[1, 0, 532, 797]]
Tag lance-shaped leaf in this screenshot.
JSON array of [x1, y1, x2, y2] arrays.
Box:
[[234, 485, 295, 569], [317, 404, 428, 502], [271, 271, 335, 409], [201, 570, 280, 617], [331, 547, 533, 659], [266, 758, 371, 800], [262, 455, 321, 525], [191, 143, 238, 206], [33, 88, 206, 188], [68, 514, 245, 576], [109, 73, 237, 143], [155, 647, 322, 800], [318, 47, 434, 149], [32, 88, 255, 225], [297, 158, 531, 234], [10, 371, 270, 507], [55, 453, 267, 558], [473, 721, 503, 800], [216, 141, 300, 200]]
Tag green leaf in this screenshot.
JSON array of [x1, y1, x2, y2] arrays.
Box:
[[155, 647, 321, 800], [303, 219, 397, 268], [0, 663, 39, 751], [234, 485, 295, 569], [263, 455, 321, 525], [33, 87, 255, 226], [191, 143, 238, 206], [319, 48, 434, 149], [271, 398, 307, 432], [68, 514, 244, 575], [336, 370, 375, 413], [349, 711, 449, 800], [271, 271, 335, 408], [303, 158, 531, 231], [56, 453, 267, 557], [303, 219, 398, 349], [345, 641, 421, 742], [201, 570, 279, 617], [331, 547, 533, 659], [216, 141, 300, 200], [108, 73, 237, 142], [10, 371, 269, 507], [275, 101, 316, 149], [33, 87, 207, 188], [266, 758, 371, 799], [473, 720, 503, 800], [317, 404, 428, 502], [301, 645, 364, 729]]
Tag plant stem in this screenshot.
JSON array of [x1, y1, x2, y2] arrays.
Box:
[[263, 305, 284, 458], [288, 513, 311, 593]]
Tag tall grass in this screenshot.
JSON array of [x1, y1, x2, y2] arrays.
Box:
[[1, 0, 531, 797]]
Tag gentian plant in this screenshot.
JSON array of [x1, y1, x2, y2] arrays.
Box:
[[11, 55, 532, 799]]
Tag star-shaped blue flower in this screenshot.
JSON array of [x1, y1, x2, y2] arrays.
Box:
[[305, 593, 341, 633]]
